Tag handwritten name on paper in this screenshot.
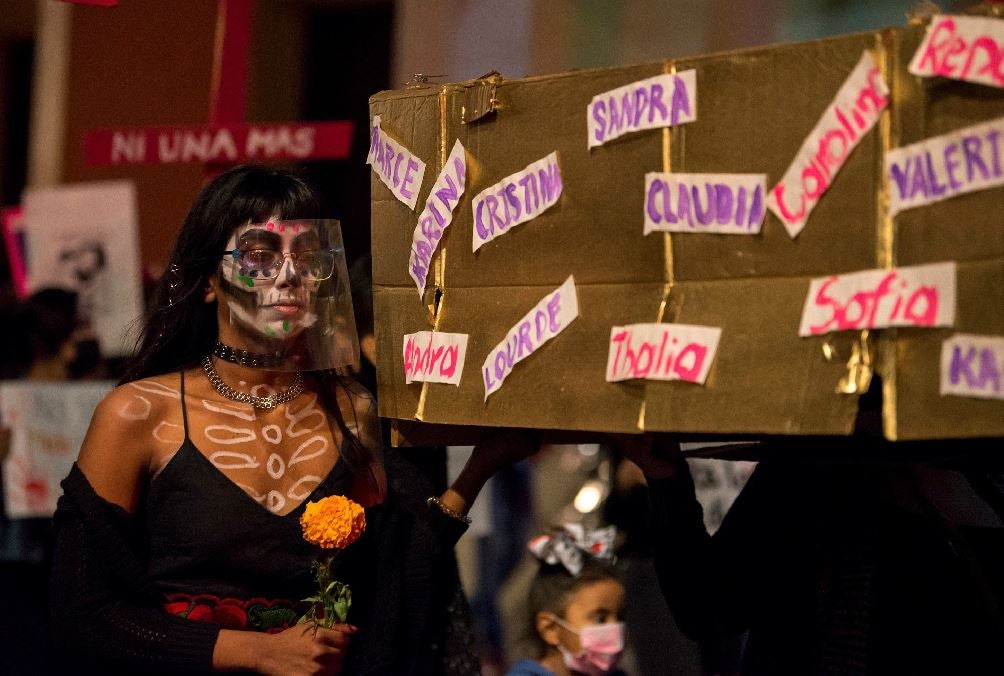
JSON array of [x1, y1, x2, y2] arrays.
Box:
[[587, 71, 697, 149], [909, 14, 1004, 89], [408, 140, 467, 297], [606, 323, 722, 384], [472, 152, 563, 252], [403, 331, 469, 385], [644, 173, 767, 234], [366, 115, 427, 210], [798, 262, 956, 337], [941, 334, 1004, 400], [767, 51, 889, 238], [886, 117, 1003, 215], [482, 276, 579, 400]]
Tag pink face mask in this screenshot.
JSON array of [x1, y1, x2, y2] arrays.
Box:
[[549, 615, 625, 675]]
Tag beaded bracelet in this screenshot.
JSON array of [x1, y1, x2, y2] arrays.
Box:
[[426, 496, 473, 525]]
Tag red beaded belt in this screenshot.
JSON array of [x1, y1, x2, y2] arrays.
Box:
[[164, 593, 301, 634]]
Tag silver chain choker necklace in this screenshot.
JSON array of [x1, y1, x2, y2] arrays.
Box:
[[201, 356, 304, 410]]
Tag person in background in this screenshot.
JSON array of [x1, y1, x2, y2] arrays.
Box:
[[508, 525, 627, 676]]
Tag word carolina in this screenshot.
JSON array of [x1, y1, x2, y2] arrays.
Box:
[[606, 324, 721, 384], [472, 153, 563, 252], [403, 331, 468, 386], [409, 141, 467, 296], [587, 71, 697, 148]]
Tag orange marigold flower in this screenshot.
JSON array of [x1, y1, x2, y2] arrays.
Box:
[[299, 495, 366, 550]]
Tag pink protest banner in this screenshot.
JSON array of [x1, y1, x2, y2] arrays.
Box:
[[798, 261, 956, 337], [409, 140, 467, 297], [84, 121, 353, 166], [587, 70, 697, 149], [644, 172, 766, 235], [909, 14, 1004, 89], [472, 152, 563, 252], [482, 276, 579, 400], [606, 323, 722, 384], [403, 331, 469, 386], [0, 207, 27, 298], [941, 334, 1004, 400], [886, 116, 1004, 215], [366, 115, 426, 210], [767, 51, 889, 238]]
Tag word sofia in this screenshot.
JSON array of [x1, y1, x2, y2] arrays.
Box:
[[798, 262, 956, 337], [409, 140, 467, 296], [767, 51, 889, 238], [886, 116, 1003, 215], [644, 173, 766, 234], [606, 323, 722, 384], [472, 152, 563, 252], [403, 331, 468, 386], [482, 276, 579, 399], [587, 71, 697, 149], [941, 334, 1004, 401], [909, 14, 1004, 89], [367, 115, 426, 210]]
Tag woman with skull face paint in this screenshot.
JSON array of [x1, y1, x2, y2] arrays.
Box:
[[49, 164, 539, 675]]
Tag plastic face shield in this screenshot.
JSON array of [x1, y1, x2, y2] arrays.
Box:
[[218, 219, 359, 372]]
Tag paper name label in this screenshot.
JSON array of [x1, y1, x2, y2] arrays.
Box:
[[799, 262, 956, 336], [886, 116, 1003, 215], [403, 331, 469, 385], [606, 323, 722, 384], [767, 51, 889, 238], [472, 152, 563, 252], [366, 115, 426, 210], [909, 15, 1004, 89], [587, 71, 697, 149], [644, 173, 766, 235], [409, 140, 467, 297], [941, 334, 1004, 400], [482, 276, 579, 400]]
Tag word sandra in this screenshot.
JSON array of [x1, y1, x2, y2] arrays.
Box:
[[941, 334, 1004, 400], [367, 115, 426, 210], [768, 51, 889, 238], [472, 152, 563, 252], [482, 276, 579, 400], [644, 173, 766, 234], [403, 331, 468, 386], [606, 324, 722, 384], [587, 71, 697, 148], [798, 262, 956, 337], [909, 15, 1004, 89], [886, 117, 1003, 215], [409, 141, 467, 296]]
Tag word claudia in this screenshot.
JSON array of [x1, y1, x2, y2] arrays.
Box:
[[644, 173, 766, 235], [909, 14, 1004, 89], [409, 140, 467, 296], [767, 51, 889, 238], [798, 261, 956, 336], [606, 323, 722, 384], [403, 331, 469, 386], [886, 116, 1003, 215], [941, 334, 1004, 401], [472, 152, 563, 252], [482, 276, 579, 399], [587, 71, 697, 149], [367, 115, 426, 210]]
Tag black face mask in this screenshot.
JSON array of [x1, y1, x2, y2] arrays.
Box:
[[68, 339, 102, 379]]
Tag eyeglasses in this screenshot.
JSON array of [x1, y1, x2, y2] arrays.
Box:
[[223, 248, 336, 282]]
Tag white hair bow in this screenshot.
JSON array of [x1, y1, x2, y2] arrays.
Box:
[[527, 523, 617, 577]]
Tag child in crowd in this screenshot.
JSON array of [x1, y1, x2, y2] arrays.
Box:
[[508, 524, 627, 676]]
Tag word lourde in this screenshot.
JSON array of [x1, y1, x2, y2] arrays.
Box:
[[409, 140, 467, 296], [886, 116, 1003, 215], [472, 152, 563, 252], [403, 331, 469, 386], [367, 115, 426, 210], [644, 173, 766, 235], [606, 323, 722, 384], [799, 261, 956, 337], [483, 276, 579, 400], [767, 51, 889, 238], [909, 14, 1004, 89], [941, 334, 1004, 400], [587, 71, 697, 149]]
